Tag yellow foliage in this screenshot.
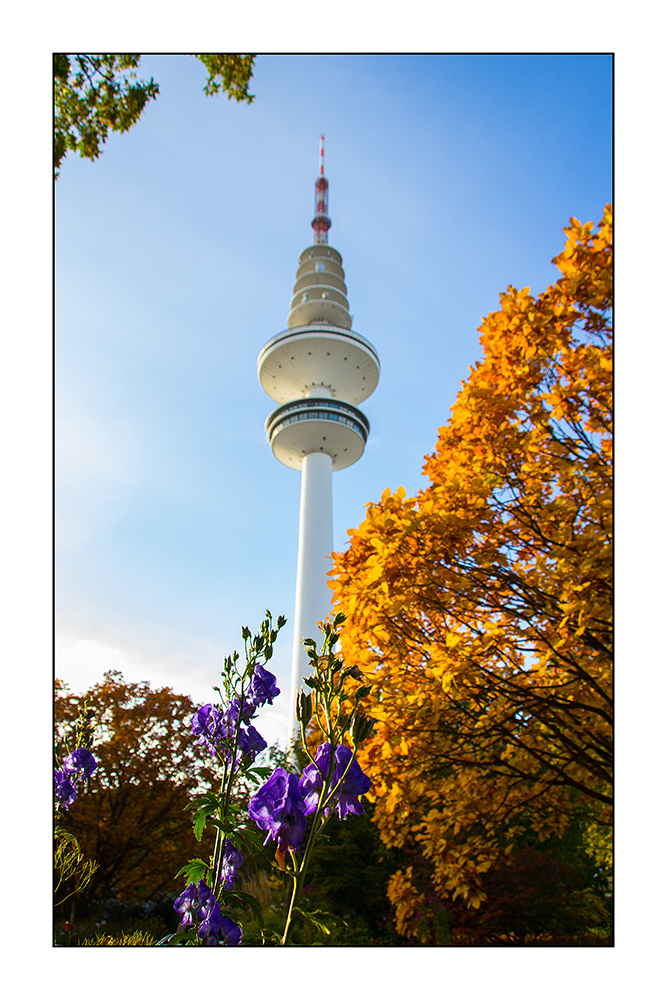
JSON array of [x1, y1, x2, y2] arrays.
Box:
[[330, 207, 613, 936], [81, 930, 158, 946], [387, 868, 432, 943]]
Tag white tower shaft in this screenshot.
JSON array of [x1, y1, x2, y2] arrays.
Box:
[[257, 140, 380, 740], [289, 449, 333, 735]]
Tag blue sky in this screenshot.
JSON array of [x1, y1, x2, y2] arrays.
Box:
[[55, 54, 612, 744]]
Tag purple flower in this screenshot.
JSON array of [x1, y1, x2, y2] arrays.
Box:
[[330, 745, 372, 820], [54, 768, 77, 811], [196, 880, 224, 945], [218, 840, 243, 889], [198, 906, 223, 945], [220, 914, 243, 946], [249, 768, 308, 853], [299, 743, 372, 821], [174, 882, 198, 930], [224, 695, 256, 727], [174, 879, 243, 945], [249, 664, 280, 707], [196, 879, 216, 912], [64, 747, 97, 778], [237, 724, 268, 762], [299, 742, 334, 816], [192, 704, 229, 755]]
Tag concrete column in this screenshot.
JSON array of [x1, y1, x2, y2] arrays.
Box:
[[289, 449, 333, 737]]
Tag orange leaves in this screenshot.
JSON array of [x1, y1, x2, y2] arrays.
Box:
[[386, 868, 430, 941], [330, 207, 612, 933], [551, 208, 612, 314]]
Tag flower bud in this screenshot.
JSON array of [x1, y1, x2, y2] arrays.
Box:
[[351, 711, 375, 746], [296, 691, 313, 728]]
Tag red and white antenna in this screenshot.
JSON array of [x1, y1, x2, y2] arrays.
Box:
[[312, 135, 331, 244]]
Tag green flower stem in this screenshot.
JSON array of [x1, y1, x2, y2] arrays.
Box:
[[280, 807, 330, 946], [210, 770, 228, 895], [213, 678, 247, 897], [222, 686, 245, 819], [280, 749, 338, 946]]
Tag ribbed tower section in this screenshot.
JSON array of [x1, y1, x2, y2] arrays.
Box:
[[257, 138, 380, 736]]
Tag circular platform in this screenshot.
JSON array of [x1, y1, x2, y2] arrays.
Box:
[[265, 397, 370, 471], [257, 325, 380, 405]]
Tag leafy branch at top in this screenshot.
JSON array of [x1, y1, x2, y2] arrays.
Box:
[[54, 54, 255, 177]]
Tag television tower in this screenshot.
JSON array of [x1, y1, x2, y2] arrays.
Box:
[[257, 137, 380, 735]]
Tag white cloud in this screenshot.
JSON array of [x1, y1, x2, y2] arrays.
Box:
[[55, 415, 142, 548], [56, 626, 292, 749], [56, 635, 132, 691]]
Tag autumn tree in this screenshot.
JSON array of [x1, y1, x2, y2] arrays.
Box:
[[445, 843, 611, 946], [329, 206, 612, 939], [54, 54, 255, 177], [54, 671, 217, 916]]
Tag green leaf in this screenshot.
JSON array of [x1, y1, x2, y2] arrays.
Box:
[[247, 766, 273, 779], [235, 827, 267, 853], [293, 906, 333, 936], [175, 858, 209, 884], [261, 927, 283, 945], [188, 792, 223, 840], [224, 889, 264, 926], [155, 930, 198, 946], [155, 932, 177, 946], [355, 685, 373, 702], [193, 810, 214, 842], [207, 816, 238, 835], [185, 790, 222, 813]]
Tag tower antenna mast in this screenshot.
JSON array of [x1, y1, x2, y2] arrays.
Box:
[[312, 135, 331, 245]]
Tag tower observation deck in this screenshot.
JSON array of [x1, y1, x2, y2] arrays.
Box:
[[257, 137, 380, 736]]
